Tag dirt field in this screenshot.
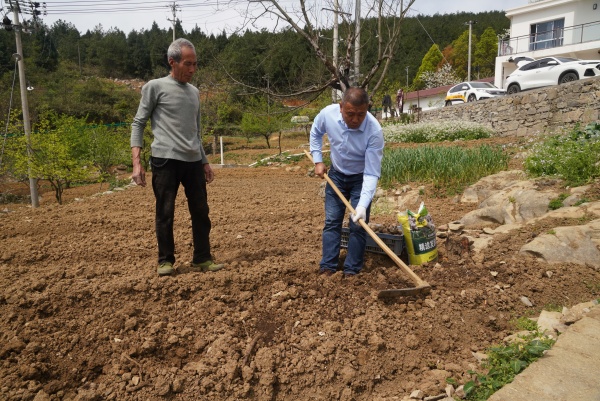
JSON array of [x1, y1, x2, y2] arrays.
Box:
[[1, 136, 599, 401]]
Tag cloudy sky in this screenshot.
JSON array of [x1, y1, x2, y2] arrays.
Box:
[[32, 0, 527, 35]]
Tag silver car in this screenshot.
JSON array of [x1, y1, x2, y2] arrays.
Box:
[[505, 57, 600, 94]]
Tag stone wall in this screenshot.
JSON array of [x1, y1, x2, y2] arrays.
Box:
[[419, 76, 600, 136]]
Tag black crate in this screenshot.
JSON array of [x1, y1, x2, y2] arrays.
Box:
[[340, 227, 405, 257]]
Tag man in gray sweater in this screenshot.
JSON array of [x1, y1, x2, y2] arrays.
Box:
[[130, 38, 223, 276]]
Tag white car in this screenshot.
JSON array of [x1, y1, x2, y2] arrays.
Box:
[[505, 57, 600, 94], [445, 82, 506, 106]]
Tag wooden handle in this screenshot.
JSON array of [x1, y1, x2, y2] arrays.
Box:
[[304, 149, 428, 288]]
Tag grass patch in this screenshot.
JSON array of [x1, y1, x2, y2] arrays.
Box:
[[380, 145, 509, 194], [383, 120, 495, 143], [524, 122, 600, 186], [548, 193, 569, 210], [510, 316, 538, 332]]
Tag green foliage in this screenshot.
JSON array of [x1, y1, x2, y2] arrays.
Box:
[[414, 44, 443, 89], [524, 122, 600, 186], [449, 30, 476, 80], [510, 316, 538, 332], [474, 27, 499, 78], [463, 334, 555, 400], [380, 145, 509, 194], [2, 114, 99, 204], [383, 120, 494, 143], [1, 113, 131, 204], [548, 193, 569, 210]]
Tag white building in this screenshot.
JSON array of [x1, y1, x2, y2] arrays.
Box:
[[495, 0, 600, 89]]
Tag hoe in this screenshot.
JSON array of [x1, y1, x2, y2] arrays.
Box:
[[305, 150, 431, 299]]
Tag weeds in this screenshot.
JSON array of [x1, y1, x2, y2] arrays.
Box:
[[525, 122, 600, 186], [548, 193, 569, 210], [455, 330, 555, 401], [510, 316, 537, 331]]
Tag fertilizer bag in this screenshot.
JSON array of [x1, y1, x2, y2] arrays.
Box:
[[397, 202, 438, 265]]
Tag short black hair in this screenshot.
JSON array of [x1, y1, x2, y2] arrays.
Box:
[[341, 87, 369, 107]]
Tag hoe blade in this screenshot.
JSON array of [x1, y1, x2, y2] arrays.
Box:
[[377, 284, 431, 299]]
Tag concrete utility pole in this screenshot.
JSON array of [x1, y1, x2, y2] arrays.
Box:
[[353, 0, 361, 86], [167, 2, 181, 42], [8, 0, 39, 207], [465, 20, 477, 82]]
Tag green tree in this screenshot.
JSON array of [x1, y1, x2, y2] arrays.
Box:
[[49, 20, 81, 66], [450, 30, 478, 80], [414, 44, 443, 89], [474, 27, 499, 79], [3, 114, 98, 204]]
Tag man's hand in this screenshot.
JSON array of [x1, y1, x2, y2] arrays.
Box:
[[351, 206, 366, 223], [204, 163, 214, 184], [131, 164, 146, 187], [314, 162, 327, 179], [131, 147, 146, 187]]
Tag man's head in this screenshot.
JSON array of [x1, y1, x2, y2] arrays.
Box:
[[340, 87, 370, 129], [168, 38, 197, 83]]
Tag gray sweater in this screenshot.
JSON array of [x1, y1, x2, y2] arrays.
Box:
[[130, 75, 208, 163]]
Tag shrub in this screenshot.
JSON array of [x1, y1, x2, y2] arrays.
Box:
[[383, 120, 495, 143], [524, 122, 600, 186]]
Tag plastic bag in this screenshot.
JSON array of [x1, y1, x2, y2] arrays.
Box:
[[397, 202, 438, 265]]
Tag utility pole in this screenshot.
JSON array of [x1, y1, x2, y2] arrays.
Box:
[[167, 2, 181, 42], [465, 20, 477, 82], [353, 0, 361, 86], [7, 0, 39, 207], [405, 66, 409, 87]]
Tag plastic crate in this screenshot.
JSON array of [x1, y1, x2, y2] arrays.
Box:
[[340, 227, 405, 257]]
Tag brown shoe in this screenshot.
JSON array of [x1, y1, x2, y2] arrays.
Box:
[[319, 269, 335, 276]]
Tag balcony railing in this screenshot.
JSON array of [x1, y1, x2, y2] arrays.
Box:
[[498, 20, 600, 56]]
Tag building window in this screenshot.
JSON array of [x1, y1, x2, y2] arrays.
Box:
[[530, 18, 565, 50]]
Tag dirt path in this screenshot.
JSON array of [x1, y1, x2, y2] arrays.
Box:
[[1, 162, 599, 401]]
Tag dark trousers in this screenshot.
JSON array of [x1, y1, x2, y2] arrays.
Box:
[[320, 168, 370, 274], [151, 157, 212, 265]]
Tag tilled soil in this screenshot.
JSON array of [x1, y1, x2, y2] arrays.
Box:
[[1, 162, 599, 401]]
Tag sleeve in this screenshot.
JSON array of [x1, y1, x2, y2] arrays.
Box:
[[357, 127, 385, 208], [309, 110, 326, 163], [130, 84, 156, 148], [198, 97, 209, 164]]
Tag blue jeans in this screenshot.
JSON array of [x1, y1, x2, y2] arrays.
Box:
[[151, 157, 212, 265], [320, 168, 370, 275]]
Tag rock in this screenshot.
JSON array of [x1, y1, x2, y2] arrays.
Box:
[[172, 377, 185, 393], [520, 221, 600, 268], [154, 376, 171, 396], [520, 296, 533, 307], [536, 310, 563, 338], [33, 390, 51, 401], [410, 389, 424, 399]]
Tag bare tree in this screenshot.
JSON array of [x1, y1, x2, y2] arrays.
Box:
[[227, 0, 416, 98]]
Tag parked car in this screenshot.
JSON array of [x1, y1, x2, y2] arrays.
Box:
[[445, 82, 506, 106], [505, 57, 600, 94]]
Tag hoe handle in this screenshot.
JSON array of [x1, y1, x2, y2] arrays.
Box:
[[304, 150, 428, 288]]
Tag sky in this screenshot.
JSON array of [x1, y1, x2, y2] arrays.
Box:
[[12, 0, 527, 36]]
